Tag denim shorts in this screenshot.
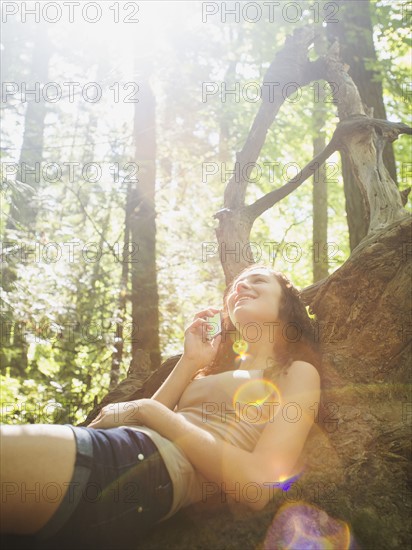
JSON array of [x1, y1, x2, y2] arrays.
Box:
[[33, 425, 174, 550]]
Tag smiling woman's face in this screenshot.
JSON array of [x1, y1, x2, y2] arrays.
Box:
[[226, 268, 283, 328]]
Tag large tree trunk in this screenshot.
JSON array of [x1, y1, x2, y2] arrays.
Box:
[[128, 62, 161, 380], [326, 0, 398, 252], [79, 26, 411, 549]]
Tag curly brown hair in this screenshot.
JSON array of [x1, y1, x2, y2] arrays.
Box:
[[193, 262, 330, 431]]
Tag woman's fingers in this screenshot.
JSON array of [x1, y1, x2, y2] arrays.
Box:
[[186, 317, 208, 330], [186, 318, 220, 343], [185, 319, 207, 340], [87, 409, 103, 427], [87, 414, 103, 428], [192, 307, 220, 322], [188, 317, 216, 334], [87, 402, 141, 429]]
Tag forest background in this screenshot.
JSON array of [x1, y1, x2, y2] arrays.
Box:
[[1, 0, 410, 428]]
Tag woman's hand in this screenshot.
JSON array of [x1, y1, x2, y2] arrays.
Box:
[[183, 307, 222, 370], [87, 398, 148, 429]]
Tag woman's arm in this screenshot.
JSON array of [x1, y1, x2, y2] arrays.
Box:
[[87, 398, 266, 510], [138, 399, 268, 511], [88, 360, 320, 512], [151, 307, 222, 410], [150, 355, 198, 410], [142, 360, 321, 512]]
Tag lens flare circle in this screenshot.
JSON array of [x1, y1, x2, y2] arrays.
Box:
[[263, 502, 354, 550], [232, 378, 281, 425], [233, 339, 248, 356]]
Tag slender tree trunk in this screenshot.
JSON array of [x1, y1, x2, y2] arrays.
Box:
[[128, 62, 161, 379], [218, 60, 236, 164], [6, 30, 49, 234], [312, 28, 329, 282], [63, 55, 110, 387], [4, 28, 50, 377], [109, 181, 131, 389]]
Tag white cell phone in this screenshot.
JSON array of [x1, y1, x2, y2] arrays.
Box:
[[205, 311, 222, 340]]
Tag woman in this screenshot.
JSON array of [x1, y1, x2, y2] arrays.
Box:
[[0, 263, 324, 549]]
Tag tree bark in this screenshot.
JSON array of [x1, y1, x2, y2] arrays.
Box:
[[312, 27, 329, 283], [325, 0, 398, 252]]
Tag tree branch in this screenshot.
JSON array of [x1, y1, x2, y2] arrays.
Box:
[[245, 116, 411, 224], [245, 134, 339, 223], [223, 26, 325, 211]]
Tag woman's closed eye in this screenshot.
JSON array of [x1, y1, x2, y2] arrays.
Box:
[[236, 277, 267, 287], [247, 278, 266, 285]]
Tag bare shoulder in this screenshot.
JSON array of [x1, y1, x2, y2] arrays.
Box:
[[278, 360, 321, 391], [288, 360, 320, 377]]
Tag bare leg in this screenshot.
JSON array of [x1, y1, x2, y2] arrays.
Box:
[[0, 424, 76, 535]]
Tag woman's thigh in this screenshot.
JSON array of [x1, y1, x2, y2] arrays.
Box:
[[0, 424, 76, 535], [34, 426, 174, 550]]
